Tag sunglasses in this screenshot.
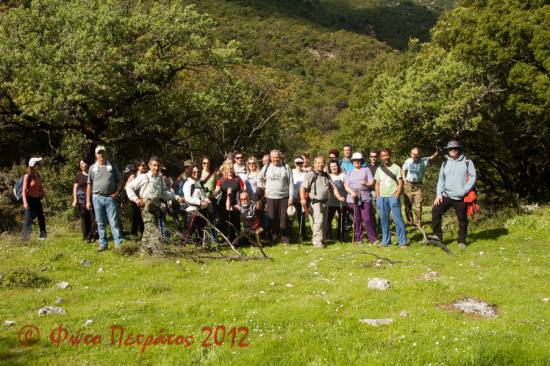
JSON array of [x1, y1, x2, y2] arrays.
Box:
[[370, 156, 377, 158], [235, 156, 243, 160], [192, 170, 199, 174], [248, 162, 256, 165], [329, 156, 337, 159]]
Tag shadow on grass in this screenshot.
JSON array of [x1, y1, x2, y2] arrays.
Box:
[[228, 0, 442, 49], [0, 335, 41, 366], [468, 228, 509, 242]]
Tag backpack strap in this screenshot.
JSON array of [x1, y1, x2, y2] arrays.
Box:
[[380, 164, 398, 184]]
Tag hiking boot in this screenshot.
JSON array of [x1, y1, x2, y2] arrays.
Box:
[[458, 243, 467, 249]]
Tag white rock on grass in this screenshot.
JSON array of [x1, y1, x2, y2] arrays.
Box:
[[543, 298, 550, 303], [83, 319, 94, 327], [38, 307, 66, 316], [359, 318, 394, 326], [368, 278, 391, 290], [400, 311, 408, 318], [285, 284, 294, 288], [97, 267, 104, 273], [57, 281, 69, 289], [55, 297, 64, 305], [452, 298, 497, 318], [4, 320, 16, 326], [80, 259, 91, 267], [422, 271, 439, 280]]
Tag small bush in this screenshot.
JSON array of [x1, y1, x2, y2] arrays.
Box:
[[1, 268, 51, 289], [115, 241, 141, 256]]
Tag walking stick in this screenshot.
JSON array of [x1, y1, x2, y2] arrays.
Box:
[[339, 201, 344, 242], [298, 207, 303, 249]]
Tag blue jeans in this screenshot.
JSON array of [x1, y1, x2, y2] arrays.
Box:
[[92, 194, 123, 248], [376, 196, 407, 246]]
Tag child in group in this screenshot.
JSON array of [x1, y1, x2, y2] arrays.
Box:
[[226, 189, 263, 246]]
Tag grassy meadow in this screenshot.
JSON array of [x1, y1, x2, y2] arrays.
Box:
[[0, 207, 549, 365]]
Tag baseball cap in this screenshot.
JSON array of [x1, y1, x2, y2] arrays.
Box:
[[95, 145, 106, 154], [294, 157, 304, 164], [28, 157, 42, 167]]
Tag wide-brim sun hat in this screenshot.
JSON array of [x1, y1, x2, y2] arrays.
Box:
[[444, 141, 462, 150], [351, 152, 363, 161]]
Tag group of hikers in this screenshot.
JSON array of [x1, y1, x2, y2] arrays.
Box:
[[19, 141, 477, 254]]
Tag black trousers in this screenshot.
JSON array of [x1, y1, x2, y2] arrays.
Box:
[[77, 201, 97, 241], [326, 205, 344, 241], [22, 196, 46, 239], [217, 207, 241, 243], [431, 196, 468, 243], [131, 201, 144, 236], [266, 197, 289, 240]]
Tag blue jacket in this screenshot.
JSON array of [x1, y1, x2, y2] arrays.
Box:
[[436, 154, 476, 200]]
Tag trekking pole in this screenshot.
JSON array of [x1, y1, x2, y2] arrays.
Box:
[[339, 201, 344, 242], [298, 208, 303, 249]]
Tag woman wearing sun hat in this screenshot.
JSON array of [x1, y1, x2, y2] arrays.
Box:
[[344, 152, 377, 244]]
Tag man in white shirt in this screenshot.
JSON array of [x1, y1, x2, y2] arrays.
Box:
[[126, 157, 184, 255]]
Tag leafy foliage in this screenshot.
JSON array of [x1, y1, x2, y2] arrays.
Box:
[[339, 0, 550, 202]]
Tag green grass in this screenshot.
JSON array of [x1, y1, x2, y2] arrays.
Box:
[[1, 207, 549, 365]]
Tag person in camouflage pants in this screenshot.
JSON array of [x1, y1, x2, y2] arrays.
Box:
[[126, 157, 185, 255]]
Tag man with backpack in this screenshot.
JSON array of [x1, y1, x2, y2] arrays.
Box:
[[429, 141, 476, 249], [374, 148, 408, 247], [258, 149, 294, 244], [300, 156, 345, 248]]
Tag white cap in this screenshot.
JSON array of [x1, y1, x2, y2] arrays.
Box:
[[95, 145, 106, 154], [351, 152, 363, 161], [286, 205, 296, 219], [294, 157, 304, 164], [28, 157, 42, 167]]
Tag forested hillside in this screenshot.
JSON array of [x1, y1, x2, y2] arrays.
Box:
[[0, 0, 455, 165]]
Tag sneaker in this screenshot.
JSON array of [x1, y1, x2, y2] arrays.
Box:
[[399, 244, 408, 249], [39, 232, 47, 240], [458, 243, 467, 249], [97, 246, 108, 252], [313, 243, 325, 249]]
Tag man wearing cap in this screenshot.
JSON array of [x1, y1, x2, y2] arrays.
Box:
[[401, 147, 438, 226], [291, 156, 308, 241], [126, 157, 185, 255], [300, 156, 345, 248], [374, 148, 408, 247], [86, 145, 124, 251], [22, 157, 47, 240], [430, 141, 476, 249], [258, 149, 294, 244]]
